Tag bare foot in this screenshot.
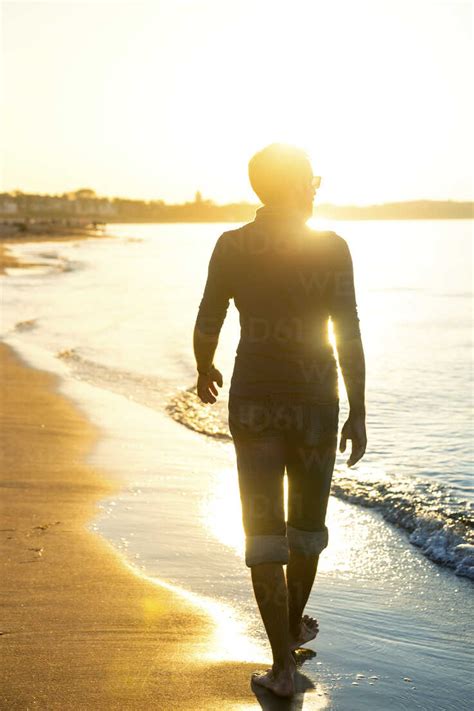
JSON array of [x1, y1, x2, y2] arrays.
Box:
[[289, 614, 319, 651], [251, 660, 296, 697]]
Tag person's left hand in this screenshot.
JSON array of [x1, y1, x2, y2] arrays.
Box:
[[339, 413, 367, 467], [197, 365, 223, 404]]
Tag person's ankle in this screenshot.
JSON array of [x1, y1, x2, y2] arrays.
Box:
[[273, 654, 296, 673], [289, 618, 302, 637]]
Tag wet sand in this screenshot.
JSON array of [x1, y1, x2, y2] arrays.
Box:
[[0, 241, 40, 275], [0, 242, 257, 709], [0, 232, 115, 275]]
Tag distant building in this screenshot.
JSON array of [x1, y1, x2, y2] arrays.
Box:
[[0, 195, 18, 214]]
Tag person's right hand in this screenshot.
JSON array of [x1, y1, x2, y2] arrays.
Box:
[[196, 365, 223, 404], [339, 414, 367, 467]]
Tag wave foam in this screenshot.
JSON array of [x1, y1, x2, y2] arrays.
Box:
[[332, 476, 473, 579], [167, 386, 473, 580]]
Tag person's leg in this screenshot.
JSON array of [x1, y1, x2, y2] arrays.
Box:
[[250, 562, 296, 696], [228, 396, 296, 696], [285, 401, 339, 647], [286, 550, 320, 645]]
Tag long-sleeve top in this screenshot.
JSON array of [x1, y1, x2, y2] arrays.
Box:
[[194, 204, 362, 403]]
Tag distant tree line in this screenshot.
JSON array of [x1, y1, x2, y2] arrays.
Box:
[[0, 189, 472, 222]]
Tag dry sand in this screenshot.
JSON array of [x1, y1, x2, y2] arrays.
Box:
[[0, 239, 257, 710]]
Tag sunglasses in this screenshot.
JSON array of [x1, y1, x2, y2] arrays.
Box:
[[311, 175, 322, 189]]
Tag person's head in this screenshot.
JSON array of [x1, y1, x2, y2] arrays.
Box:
[[248, 142, 320, 218]]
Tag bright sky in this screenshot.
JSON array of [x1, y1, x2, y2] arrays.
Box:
[[2, 0, 472, 205]]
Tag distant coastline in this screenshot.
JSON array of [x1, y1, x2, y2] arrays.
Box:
[[315, 200, 473, 221], [1, 189, 472, 226]]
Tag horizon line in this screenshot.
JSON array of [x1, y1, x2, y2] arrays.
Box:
[[1, 189, 473, 209]]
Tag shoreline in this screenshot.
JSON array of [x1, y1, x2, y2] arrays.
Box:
[[0, 235, 258, 709], [0, 231, 118, 276]]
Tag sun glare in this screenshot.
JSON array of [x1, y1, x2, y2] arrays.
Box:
[[5, 2, 470, 202], [201, 458, 380, 579]]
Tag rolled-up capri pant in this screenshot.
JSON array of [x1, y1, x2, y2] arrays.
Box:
[[228, 394, 339, 567]]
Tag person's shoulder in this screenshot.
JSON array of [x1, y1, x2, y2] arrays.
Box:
[[331, 231, 350, 250], [305, 229, 352, 266], [307, 227, 344, 241], [213, 225, 245, 258], [305, 225, 337, 241], [224, 221, 255, 239], [218, 222, 255, 251], [306, 227, 345, 249]]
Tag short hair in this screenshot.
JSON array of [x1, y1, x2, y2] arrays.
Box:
[[248, 143, 312, 205]]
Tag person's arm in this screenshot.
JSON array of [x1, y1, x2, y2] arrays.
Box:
[[336, 337, 366, 416], [329, 235, 367, 466], [193, 233, 232, 403]]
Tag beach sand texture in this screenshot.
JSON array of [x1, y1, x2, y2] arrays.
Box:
[[0, 337, 256, 709]]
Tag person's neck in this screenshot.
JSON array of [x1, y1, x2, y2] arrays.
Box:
[[255, 204, 309, 224]]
